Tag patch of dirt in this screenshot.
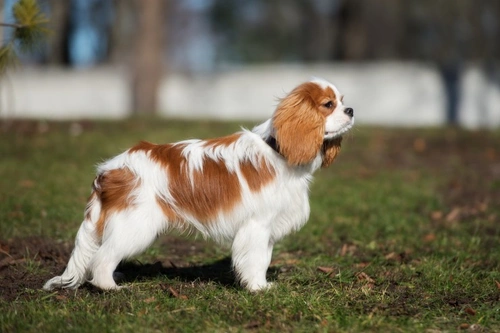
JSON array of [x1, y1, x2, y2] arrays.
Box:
[[0, 236, 72, 301]]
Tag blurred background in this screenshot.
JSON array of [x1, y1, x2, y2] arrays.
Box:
[[1, 0, 499, 128]]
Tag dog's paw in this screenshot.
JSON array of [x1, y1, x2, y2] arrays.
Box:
[[246, 281, 275, 292]]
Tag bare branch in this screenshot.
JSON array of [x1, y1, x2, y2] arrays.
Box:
[[0, 22, 25, 29]]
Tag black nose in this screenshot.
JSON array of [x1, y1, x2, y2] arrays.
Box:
[[344, 107, 354, 117]]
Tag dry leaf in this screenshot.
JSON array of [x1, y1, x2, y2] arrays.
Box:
[[144, 296, 156, 303], [340, 243, 348, 256], [317, 266, 334, 274], [363, 283, 375, 290], [356, 272, 375, 284], [495, 280, 500, 291], [464, 307, 476, 316], [430, 211, 443, 220], [384, 252, 398, 260], [355, 262, 370, 269], [340, 243, 357, 256], [168, 286, 188, 300], [445, 207, 461, 223], [423, 233, 436, 242]]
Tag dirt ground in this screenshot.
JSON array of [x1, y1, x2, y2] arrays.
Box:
[[1, 125, 499, 302]]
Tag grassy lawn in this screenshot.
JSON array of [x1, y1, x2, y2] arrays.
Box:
[[1, 118, 499, 332]]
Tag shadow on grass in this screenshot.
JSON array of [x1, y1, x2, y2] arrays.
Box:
[[115, 257, 237, 288], [109, 258, 281, 291]]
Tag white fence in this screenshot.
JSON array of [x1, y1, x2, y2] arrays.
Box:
[[1, 63, 499, 128]]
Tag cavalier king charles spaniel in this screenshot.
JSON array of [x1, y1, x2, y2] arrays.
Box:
[[44, 78, 354, 292]]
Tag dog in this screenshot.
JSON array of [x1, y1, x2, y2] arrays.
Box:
[[43, 78, 354, 292]]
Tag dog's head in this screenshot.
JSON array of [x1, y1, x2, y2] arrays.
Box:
[[272, 78, 354, 167]]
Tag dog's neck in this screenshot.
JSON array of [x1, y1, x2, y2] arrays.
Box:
[[264, 136, 281, 155]]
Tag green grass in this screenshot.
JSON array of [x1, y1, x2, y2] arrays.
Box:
[[1, 118, 499, 332]]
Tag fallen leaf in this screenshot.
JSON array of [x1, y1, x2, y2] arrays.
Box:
[[356, 272, 375, 284], [459, 323, 470, 330], [423, 233, 436, 242], [445, 207, 461, 223], [384, 252, 398, 260], [464, 307, 476, 316], [340, 243, 357, 256], [495, 280, 500, 291], [340, 243, 348, 256], [354, 262, 370, 269], [317, 266, 334, 274], [361, 282, 375, 291], [144, 296, 156, 303], [430, 211, 443, 220], [168, 286, 188, 300]]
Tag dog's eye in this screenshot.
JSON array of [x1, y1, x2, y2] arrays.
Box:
[[324, 101, 333, 108]]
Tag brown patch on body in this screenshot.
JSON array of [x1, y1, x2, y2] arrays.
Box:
[[240, 159, 276, 192], [168, 157, 242, 222], [273, 82, 335, 165], [321, 137, 342, 168], [94, 168, 139, 237], [156, 196, 179, 221], [203, 133, 241, 148], [132, 140, 243, 223]]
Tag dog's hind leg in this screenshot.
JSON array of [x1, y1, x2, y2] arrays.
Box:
[[88, 206, 164, 290], [43, 192, 101, 290]]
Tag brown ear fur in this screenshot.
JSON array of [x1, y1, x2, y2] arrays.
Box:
[[321, 137, 342, 168], [273, 85, 325, 166]]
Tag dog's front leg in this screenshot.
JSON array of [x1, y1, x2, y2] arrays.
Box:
[[231, 220, 274, 291]]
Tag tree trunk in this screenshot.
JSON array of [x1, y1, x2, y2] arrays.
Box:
[[132, 0, 165, 115]]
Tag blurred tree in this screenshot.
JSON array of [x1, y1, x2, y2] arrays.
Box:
[[209, 0, 499, 63], [131, 0, 166, 114], [44, 0, 70, 65], [0, 0, 50, 74]]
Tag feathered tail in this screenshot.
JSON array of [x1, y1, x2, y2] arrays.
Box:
[[43, 192, 101, 290]]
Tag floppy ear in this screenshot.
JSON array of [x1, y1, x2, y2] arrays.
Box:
[[321, 137, 342, 168], [273, 86, 325, 166]]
